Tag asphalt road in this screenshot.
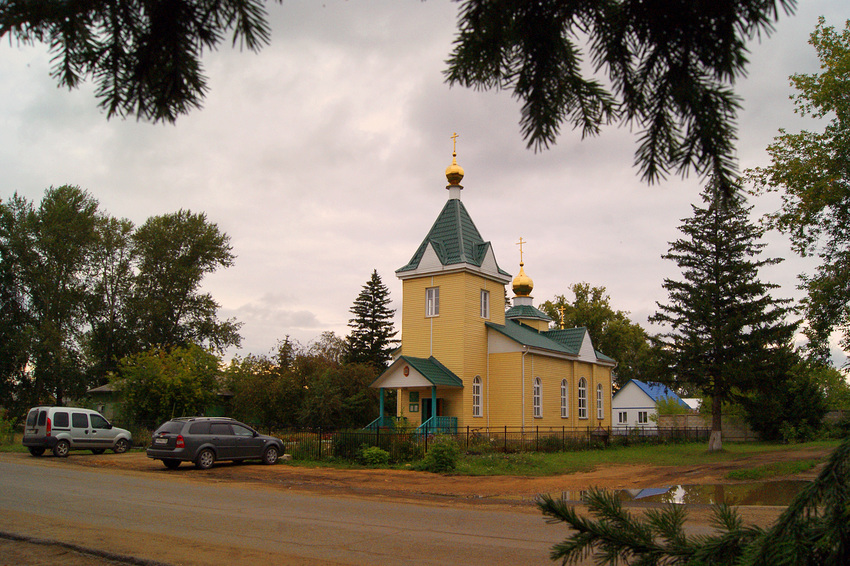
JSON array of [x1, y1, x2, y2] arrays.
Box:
[[0, 454, 566, 565]]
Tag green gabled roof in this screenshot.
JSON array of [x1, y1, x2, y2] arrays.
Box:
[[505, 304, 552, 322], [542, 327, 588, 354], [486, 320, 574, 355], [396, 198, 510, 276], [401, 356, 464, 387]]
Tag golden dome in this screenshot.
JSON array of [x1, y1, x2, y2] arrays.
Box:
[[445, 132, 464, 186], [512, 263, 534, 297]]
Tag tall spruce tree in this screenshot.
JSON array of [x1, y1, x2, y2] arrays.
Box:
[[346, 270, 398, 370], [650, 182, 796, 451]]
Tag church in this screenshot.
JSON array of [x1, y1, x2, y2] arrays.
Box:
[[370, 138, 616, 432]]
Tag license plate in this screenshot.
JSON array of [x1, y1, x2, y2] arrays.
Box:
[[155, 438, 168, 445]]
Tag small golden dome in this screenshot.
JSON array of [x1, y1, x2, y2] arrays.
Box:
[[445, 152, 464, 186], [512, 263, 534, 297]]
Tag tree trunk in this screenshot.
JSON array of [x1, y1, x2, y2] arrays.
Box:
[[708, 393, 723, 451]]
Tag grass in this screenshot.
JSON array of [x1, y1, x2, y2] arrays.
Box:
[[726, 459, 821, 480]]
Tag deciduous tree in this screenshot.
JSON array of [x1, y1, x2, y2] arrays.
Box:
[[747, 17, 850, 360]]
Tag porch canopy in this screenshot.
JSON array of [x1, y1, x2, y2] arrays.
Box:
[[371, 355, 463, 390]]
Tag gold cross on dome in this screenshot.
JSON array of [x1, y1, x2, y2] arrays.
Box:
[[450, 132, 459, 154], [559, 306, 565, 330], [516, 237, 526, 264]]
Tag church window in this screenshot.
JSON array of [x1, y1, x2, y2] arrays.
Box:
[[533, 377, 542, 418], [596, 384, 604, 420], [426, 287, 439, 317], [578, 378, 587, 419], [480, 289, 490, 319], [560, 379, 568, 418], [472, 376, 482, 417]]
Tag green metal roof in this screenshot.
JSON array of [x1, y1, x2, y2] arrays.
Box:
[[505, 304, 552, 322], [399, 356, 464, 387], [487, 321, 615, 364], [397, 198, 510, 276], [542, 327, 588, 353]]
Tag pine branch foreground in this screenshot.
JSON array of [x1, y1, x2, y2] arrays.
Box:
[[538, 435, 850, 565]]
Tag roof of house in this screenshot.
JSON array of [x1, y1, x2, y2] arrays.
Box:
[[505, 304, 552, 322], [486, 320, 615, 364], [621, 379, 688, 407], [396, 198, 510, 277], [371, 355, 464, 389]]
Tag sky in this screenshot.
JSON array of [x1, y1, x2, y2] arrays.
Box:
[[1, 1, 848, 367]]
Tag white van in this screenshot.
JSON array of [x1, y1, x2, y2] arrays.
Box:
[[22, 406, 132, 457]]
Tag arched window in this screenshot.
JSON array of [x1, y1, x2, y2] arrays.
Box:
[[578, 378, 587, 419], [533, 377, 542, 418], [596, 383, 604, 420], [560, 379, 569, 418], [472, 376, 482, 417]]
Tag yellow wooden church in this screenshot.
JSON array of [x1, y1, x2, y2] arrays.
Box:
[[370, 139, 616, 432]]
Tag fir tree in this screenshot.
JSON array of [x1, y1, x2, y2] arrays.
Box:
[[650, 182, 796, 451], [346, 270, 398, 370]]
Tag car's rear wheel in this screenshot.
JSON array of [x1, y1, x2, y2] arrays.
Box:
[[163, 459, 181, 470], [91, 448, 106, 455], [262, 445, 279, 465], [195, 448, 215, 470], [28, 447, 45, 457], [53, 440, 70, 458], [112, 438, 130, 454]]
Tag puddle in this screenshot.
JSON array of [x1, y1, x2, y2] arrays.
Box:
[[552, 480, 811, 506]]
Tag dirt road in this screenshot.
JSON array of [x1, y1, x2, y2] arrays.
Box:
[[0, 444, 832, 565]]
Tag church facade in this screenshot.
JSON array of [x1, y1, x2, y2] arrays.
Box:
[[370, 142, 615, 431]]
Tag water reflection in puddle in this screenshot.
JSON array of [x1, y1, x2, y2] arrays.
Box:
[[554, 480, 810, 506]]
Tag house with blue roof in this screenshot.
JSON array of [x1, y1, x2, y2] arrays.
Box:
[[611, 379, 689, 430], [370, 139, 616, 432]]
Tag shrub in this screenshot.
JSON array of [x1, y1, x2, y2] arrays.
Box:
[[357, 445, 390, 466], [0, 410, 14, 445], [422, 436, 460, 473]]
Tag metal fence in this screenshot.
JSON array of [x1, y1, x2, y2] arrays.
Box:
[[265, 425, 712, 462]]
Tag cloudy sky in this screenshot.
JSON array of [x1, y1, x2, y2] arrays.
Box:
[[1, 1, 847, 366]]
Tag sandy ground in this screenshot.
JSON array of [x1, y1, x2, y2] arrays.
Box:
[[2, 443, 833, 565]]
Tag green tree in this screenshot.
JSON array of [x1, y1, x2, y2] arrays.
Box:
[[114, 343, 220, 428], [129, 210, 242, 353], [0, 0, 273, 123], [445, 0, 797, 192], [650, 182, 797, 451], [538, 434, 850, 565], [540, 283, 657, 388], [747, 18, 850, 360], [0, 187, 100, 405], [345, 270, 398, 370]]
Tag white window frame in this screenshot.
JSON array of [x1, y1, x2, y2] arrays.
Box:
[[472, 376, 482, 417], [533, 377, 542, 418], [578, 378, 587, 419], [480, 289, 490, 319], [638, 411, 648, 424], [596, 384, 604, 420], [426, 287, 439, 317], [618, 411, 627, 424], [560, 379, 568, 418]]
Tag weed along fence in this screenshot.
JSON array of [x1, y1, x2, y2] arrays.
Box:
[[268, 426, 712, 462]]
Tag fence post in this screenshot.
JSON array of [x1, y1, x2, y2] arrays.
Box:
[[466, 426, 469, 449], [536, 426, 539, 452]]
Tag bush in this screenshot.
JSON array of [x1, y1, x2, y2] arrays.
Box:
[[0, 410, 14, 445], [357, 445, 390, 466], [421, 436, 460, 473]]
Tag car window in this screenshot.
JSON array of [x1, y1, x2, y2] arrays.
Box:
[[155, 421, 185, 435], [209, 423, 233, 435], [37, 411, 47, 426], [71, 413, 89, 428], [53, 412, 70, 428], [90, 413, 110, 429], [188, 422, 211, 434], [232, 425, 254, 437], [26, 410, 38, 427]]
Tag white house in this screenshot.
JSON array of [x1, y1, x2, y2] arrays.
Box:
[[612, 379, 688, 430]]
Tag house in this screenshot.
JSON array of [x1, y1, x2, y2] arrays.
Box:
[[369, 139, 616, 432], [611, 379, 688, 430]]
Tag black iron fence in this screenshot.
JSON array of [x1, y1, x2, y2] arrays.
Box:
[[264, 425, 712, 462]]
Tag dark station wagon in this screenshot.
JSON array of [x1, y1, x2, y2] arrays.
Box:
[[146, 417, 284, 470]]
